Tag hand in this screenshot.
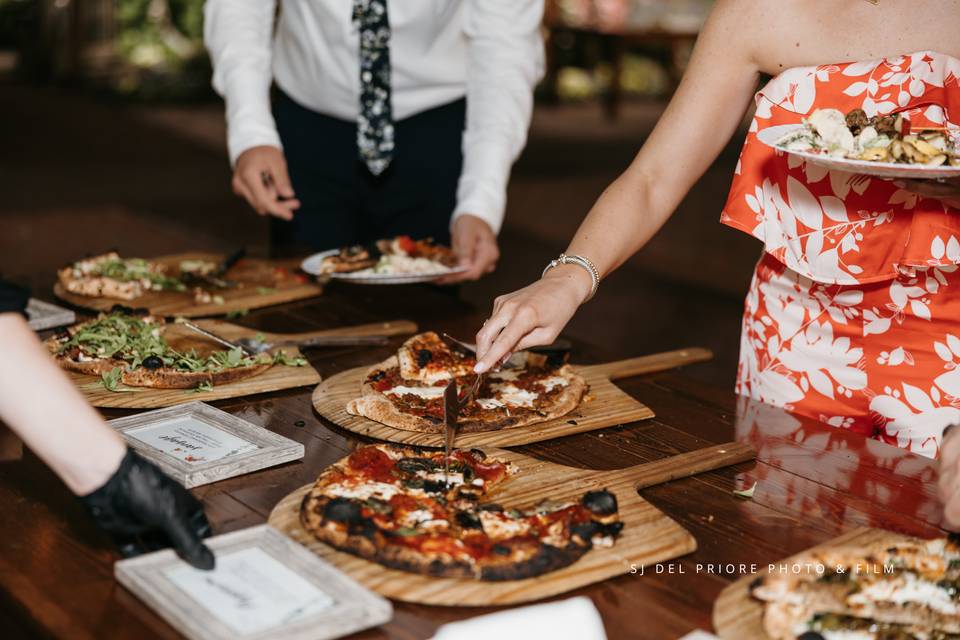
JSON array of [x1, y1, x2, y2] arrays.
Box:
[[899, 177, 960, 210], [437, 215, 499, 284], [939, 425, 960, 531], [80, 448, 215, 569], [232, 146, 301, 220], [474, 265, 593, 373]]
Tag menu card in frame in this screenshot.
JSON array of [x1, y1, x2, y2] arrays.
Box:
[[116, 525, 392, 640], [108, 402, 303, 488]]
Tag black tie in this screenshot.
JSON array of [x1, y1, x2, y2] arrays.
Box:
[[353, 0, 394, 176]]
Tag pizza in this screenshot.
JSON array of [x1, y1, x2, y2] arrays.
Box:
[[299, 443, 623, 580], [58, 252, 186, 300], [319, 236, 458, 275], [750, 535, 960, 639], [346, 331, 588, 433], [45, 310, 306, 391]]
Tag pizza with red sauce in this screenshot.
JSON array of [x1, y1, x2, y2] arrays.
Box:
[[346, 331, 588, 433], [299, 444, 623, 580], [319, 236, 457, 275]]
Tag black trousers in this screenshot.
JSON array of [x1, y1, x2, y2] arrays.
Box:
[[271, 90, 465, 255]]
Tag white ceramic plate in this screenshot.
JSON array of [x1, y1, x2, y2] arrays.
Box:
[[301, 249, 465, 285], [757, 124, 960, 180]]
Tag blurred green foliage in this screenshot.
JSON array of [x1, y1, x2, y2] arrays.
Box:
[[115, 0, 211, 101]]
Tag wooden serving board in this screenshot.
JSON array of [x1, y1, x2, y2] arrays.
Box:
[[269, 441, 755, 606], [64, 318, 342, 409], [312, 347, 713, 447], [711, 528, 907, 639], [54, 251, 323, 318]]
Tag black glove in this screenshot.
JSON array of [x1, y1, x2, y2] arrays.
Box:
[[80, 448, 215, 570]]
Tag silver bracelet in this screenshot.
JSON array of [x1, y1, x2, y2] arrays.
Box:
[[542, 253, 600, 301]]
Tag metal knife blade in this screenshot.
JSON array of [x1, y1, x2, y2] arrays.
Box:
[[442, 379, 459, 488], [212, 247, 246, 277], [181, 321, 254, 356]]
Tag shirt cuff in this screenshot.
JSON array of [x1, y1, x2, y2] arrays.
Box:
[[227, 126, 283, 167]]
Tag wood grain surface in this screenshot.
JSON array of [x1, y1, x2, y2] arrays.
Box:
[[54, 252, 323, 318], [312, 348, 713, 448], [63, 319, 322, 408], [711, 528, 906, 639], [269, 442, 753, 606]]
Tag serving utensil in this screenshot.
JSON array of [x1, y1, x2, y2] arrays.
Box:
[[181, 320, 254, 356], [442, 380, 459, 486], [180, 247, 246, 289], [235, 334, 389, 354]]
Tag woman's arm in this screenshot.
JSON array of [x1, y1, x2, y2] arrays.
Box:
[[0, 313, 126, 494], [475, 0, 763, 371]]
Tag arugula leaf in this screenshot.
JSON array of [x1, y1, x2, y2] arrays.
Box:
[[192, 381, 214, 393], [101, 367, 123, 391], [733, 482, 757, 499], [272, 351, 307, 367]]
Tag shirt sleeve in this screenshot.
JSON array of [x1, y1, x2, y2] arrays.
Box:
[[0, 280, 29, 317], [456, 1, 545, 234], [204, 0, 282, 166]]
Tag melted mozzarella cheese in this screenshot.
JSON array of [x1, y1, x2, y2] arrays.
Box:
[[385, 385, 445, 399], [326, 482, 399, 501], [849, 573, 958, 615], [479, 511, 531, 541], [423, 472, 464, 486], [489, 369, 520, 382], [491, 383, 538, 408], [537, 376, 569, 392], [476, 398, 505, 410]]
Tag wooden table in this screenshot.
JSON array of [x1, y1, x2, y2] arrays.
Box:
[[0, 283, 946, 639]]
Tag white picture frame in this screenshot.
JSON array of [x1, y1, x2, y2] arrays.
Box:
[[115, 525, 393, 640], [108, 402, 303, 488]]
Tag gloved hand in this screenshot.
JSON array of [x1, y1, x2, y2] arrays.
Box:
[[80, 448, 215, 570]]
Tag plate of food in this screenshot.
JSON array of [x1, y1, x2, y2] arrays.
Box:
[[301, 236, 465, 284], [757, 108, 960, 179]]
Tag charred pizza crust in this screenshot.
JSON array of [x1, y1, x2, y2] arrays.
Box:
[[346, 354, 587, 434], [298, 444, 622, 581]]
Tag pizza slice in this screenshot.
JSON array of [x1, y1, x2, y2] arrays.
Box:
[[299, 444, 623, 580], [751, 536, 960, 639], [347, 332, 587, 433], [58, 252, 185, 300], [319, 236, 458, 276], [46, 311, 305, 391]]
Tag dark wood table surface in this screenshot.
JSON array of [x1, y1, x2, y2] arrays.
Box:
[[0, 283, 947, 640]]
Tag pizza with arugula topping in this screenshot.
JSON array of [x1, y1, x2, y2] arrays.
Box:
[[45, 311, 306, 391], [346, 332, 588, 433], [299, 444, 623, 580], [58, 252, 186, 301], [751, 534, 960, 639]]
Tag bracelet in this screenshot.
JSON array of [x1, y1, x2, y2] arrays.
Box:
[[542, 253, 600, 301]]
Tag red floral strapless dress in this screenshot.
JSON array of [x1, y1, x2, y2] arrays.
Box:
[[722, 51, 960, 458]]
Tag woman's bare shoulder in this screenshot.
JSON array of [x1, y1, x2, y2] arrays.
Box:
[[711, 0, 960, 75]]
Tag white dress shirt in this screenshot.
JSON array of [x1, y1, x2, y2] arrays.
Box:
[[204, 0, 545, 234]]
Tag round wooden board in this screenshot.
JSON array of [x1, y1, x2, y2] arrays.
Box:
[[311, 361, 655, 448], [711, 528, 910, 639], [268, 448, 697, 606]]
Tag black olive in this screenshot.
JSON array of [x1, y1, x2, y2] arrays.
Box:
[[468, 448, 487, 460], [455, 511, 482, 529], [478, 503, 503, 512], [582, 489, 618, 516], [370, 370, 386, 382], [417, 349, 433, 368], [602, 521, 624, 537], [423, 480, 447, 494], [797, 633, 826, 640], [142, 355, 163, 370], [492, 544, 511, 556], [396, 458, 434, 474], [323, 498, 362, 524], [570, 521, 602, 542]]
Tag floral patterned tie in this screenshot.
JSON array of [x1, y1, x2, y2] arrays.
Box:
[[353, 0, 394, 176]]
